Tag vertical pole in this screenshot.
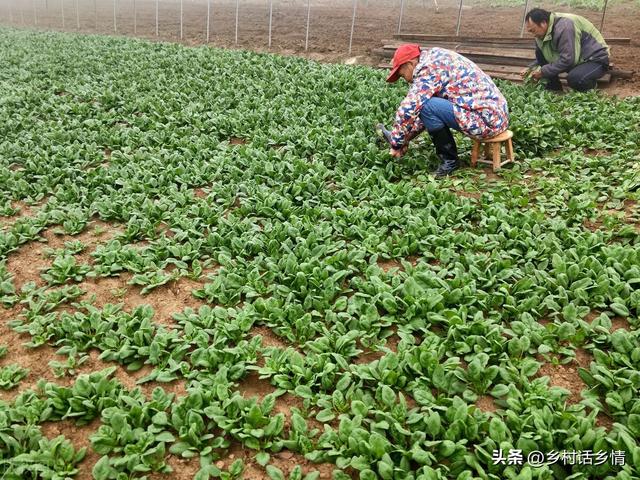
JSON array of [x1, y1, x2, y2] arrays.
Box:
[[62, 0, 65, 28], [397, 0, 404, 35], [21, 4, 25, 24], [134, 0, 137, 34], [268, 0, 273, 48], [304, 0, 310, 51], [33, 0, 38, 25], [76, 0, 79, 29], [94, 0, 97, 30], [234, 0, 238, 45], [348, 0, 357, 55], [113, 0, 117, 32], [9, 2, 14, 23], [600, 0, 609, 32], [155, 0, 158, 36], [455, 0, 463, 36], [206, 0, 211, 42], [519, 0, 530, 37], [180, 0, 183, 39]]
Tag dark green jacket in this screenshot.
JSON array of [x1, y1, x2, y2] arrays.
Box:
[[535, 13, 610, 78]]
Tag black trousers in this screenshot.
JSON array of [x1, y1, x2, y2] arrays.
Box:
[[535, 49, 609, 92]]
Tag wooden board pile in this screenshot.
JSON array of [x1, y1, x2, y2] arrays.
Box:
[[374, 34, 634, 86]]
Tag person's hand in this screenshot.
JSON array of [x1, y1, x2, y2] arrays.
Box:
[[530, 69, 543, 81], [520, 67, 531, 78], [389, 145, 408, 158]]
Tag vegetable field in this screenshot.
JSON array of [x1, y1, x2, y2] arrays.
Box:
[[1, 26, 640, 480]]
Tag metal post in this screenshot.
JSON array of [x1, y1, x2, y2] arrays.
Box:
[[76, 0, 80, 29], [600, 0, 609, 32], [304, 0, 310, 51], [134, 0, 137, 34], [397, 0, 404, 35], [268, 0, 273, 48], [113, 0, 117, 32], [519, 0, 530, 38], [180, 0, 183, 39], [348, 0, 357, 55], [61, 0, 65, 28], [455, 0, 463, 36], [206, 0, 211, 42], [155, 0, 158, 36], [234, 0, 239, 45]]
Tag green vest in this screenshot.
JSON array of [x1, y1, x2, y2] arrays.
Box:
[[536, 13, 610, 66]]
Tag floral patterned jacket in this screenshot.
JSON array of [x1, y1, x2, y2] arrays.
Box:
[[389, 48, 509, 148]]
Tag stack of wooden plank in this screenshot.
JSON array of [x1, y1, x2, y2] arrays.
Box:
[[374, 34, 633, 85]]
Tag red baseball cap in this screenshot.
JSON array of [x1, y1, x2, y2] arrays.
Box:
[[386, 44, 421, 83]]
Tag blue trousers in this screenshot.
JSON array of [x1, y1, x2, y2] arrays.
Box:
[[419, 97, 461, 133]]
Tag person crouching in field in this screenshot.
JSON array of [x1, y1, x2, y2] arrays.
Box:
[[377, 44, 509, 178], [521, 8, 610, 92]]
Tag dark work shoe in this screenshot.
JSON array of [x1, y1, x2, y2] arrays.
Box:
[[434, 158, 459, 178], [375, 123, 392, 146]]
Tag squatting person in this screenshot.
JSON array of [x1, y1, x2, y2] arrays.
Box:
[[377, 44, 509, 178], [522, 8, 610, 92]]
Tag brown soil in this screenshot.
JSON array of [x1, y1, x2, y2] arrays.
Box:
[[193, 187, 208, 199], [211, 442, 337, 480], [252, 325, 290, 349], [40, 418, 102, 480], [386, 333, 400, 352], [236, 370, 328, 432], [586, 311, 630, 332], [4, 220, 121, 291], [595, 412, 615, 431], [354, 348, 385, 364], [611, 317, 630, 332], [536, 349, 592, 404], [5, 0, 637, 94], [229, 137, 247, 145], [148, 454, 201, 480], [237, 369, 277, 399], [583, 148, 612, 157], [454, 190, 482, 199], [583, 218, 604, 232], [376, 255, 418, 272], [476, 168, 504, 183], [79, 273, 204, 329], [476, 394, 497, 413], [0, 199, 47, 230]]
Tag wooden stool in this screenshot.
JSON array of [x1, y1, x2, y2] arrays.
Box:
[[470, 130, 514, 172]]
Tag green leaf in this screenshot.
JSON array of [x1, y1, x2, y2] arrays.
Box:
[[369, 432, 388, 459], [292, 412, 308, 433], [156, 431, 175, 443], [316, 409, 335, 422], [380, 385, 395, 407], [92, 455, 112, 480], [266, 465, 286, 480], [255, 452, 270, 467], [490, 384, 510, 398], [229, 459, 244, 477], [610, 303, 629, 317]]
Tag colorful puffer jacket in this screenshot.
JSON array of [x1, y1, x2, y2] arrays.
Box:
[[389, 47, 509, 147]]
